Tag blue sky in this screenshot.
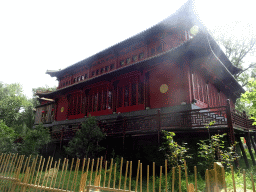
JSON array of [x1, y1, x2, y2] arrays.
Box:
[[0, 0, 255, 98]]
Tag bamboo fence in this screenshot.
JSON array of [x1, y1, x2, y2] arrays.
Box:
[[0, 153, 255, 192]]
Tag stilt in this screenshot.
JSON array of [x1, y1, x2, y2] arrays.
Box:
[[250, 134, 256, 155], [245, 132, 256, 165], [236, 135, 249, 169]]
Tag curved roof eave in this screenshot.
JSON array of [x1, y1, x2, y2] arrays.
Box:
[[46, 0, 197, 79]]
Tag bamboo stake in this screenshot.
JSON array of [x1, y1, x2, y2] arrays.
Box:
[[41, 156, 51, 189], [179, 165, 181, 192], [159, 166, 162, 192], [124, 161, 129, 190], [0, 153, 7, 173], [79, 157, 86, 190], [193, 166, 197, 192], [206, 169, 210, 192], [66, 157, 74, 191], [103, 160, 107, 188], [29, 155, 39, 185], [251, 173, 255, 192], [140, 163, 142, 192], [6, 153, 18, 190], [49, 161, 57, 189], [129, 161, 132, 192], [83, 158, 90, 190], [185, 160, 188, 192], [165, 159, 168, 192], [53, 158, 61, 189], [37, 157, 45, 187], [135, 160, 140, 192], [95, 157, 100, 177], [34, 156, 43, 185], [72, 158, 80, 191], [99, 157, 103, 186], [243, 169, 246, 192], [113, 163, 117, 189], [89, 159, 94, 186], [231, 165, 236, 192], [214, 162, 218, 191], [61, 159, 69, 190], [172, 167, 175, 192], [152, 162, 155, 192], [1, 153, 12, 191], [57, 158, 66, 189], [44, 156, 53, 190], [119, 157, 124, 190], [221, 166, 227, 192], [108, 158, 113, 188], [147, 165, 149, 192]]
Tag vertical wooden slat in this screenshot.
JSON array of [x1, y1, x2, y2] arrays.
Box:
[[251, 173, 255, 192], [34, 156, 43, 185], [72, 158, 80, 191], [214, 162, 218, 191], [124, 161, 129, 190], [243, 169, 246, 192], [113, 163, 117, 189], [44, 156, 53, 190], [135, 160, 140, 192], [129, 161, 132, 192], [99, 156, 103, 186], [89, 159, 94, 186], [0, 153, 7, 173], [108, 158, 113, 188], [29, 155, 39, 184], [57, 158, 66, 189], [221, 166, 227, 192], [140, 163, 142, 192], [231, 165, 236, 192], [61, 159, 69, 190], [172, 167, 175, 192], [206, 169, 210, 192], [179, 165, 181, 192], [103, 160, 108, 188], [153, 162, 155, 192], [194, 166, 197, 192], [159, 166, 162, 192], [95, 157, 100, 177], [66, 158, 74, 191], [165, 159, 168, 192], [53, 158, 61, 189], [41, 156, 51, 189], [49, 160, 57, 189], [37, 157, 46, 186], [147, 165, 149, 192], [185, 160, 188, 192], [119, 157, 123, 189], [84, 158, 90, 189]]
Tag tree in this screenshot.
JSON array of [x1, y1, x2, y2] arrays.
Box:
[[240, 79, 256, 123], [0, 120, 16, 153], [18, 124, 51, 156], [0, 82, 30, 131], [65, 117, 106, 158]]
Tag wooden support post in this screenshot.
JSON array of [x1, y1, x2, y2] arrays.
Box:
[[226, 100, 239, 168], [157, 109, 161, 144], [236, 135, 249, 169], [245, 132, 256, 165], [250, 134, 256, 155]]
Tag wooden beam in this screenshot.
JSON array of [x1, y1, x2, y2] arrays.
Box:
[[236, 135, 249, 169], [245, 132, 256, 166]]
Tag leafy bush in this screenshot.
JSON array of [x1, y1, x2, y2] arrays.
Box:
[[65, 116, 106, 159]]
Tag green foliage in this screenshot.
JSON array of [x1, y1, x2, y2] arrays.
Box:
[[18, 124, 51, 156], [197, 133, 237, 170], [241, 78, 256, 124], [65, 116, 106, 159], [0, 120, 16, 153], [160, 131, 191, 169]]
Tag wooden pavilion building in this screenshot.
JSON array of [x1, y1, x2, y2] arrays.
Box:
[[35, 0, 256, 167]]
